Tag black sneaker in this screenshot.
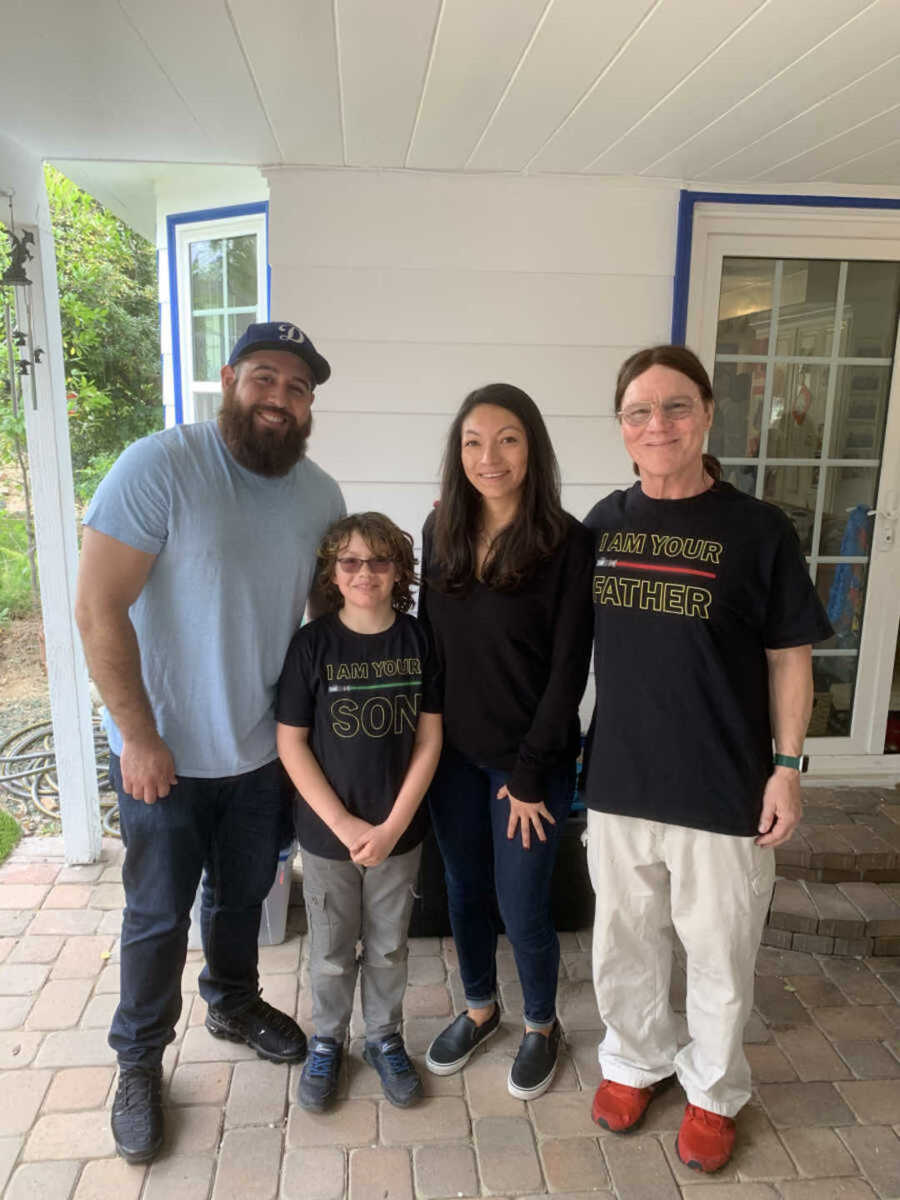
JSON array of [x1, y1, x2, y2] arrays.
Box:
[[424, 1006, 501, 1076], [206, 994, 307, 1063], [111, 1063, 164, 1163], [507, 1019, 561, 1100], [297, 1036, 343, 1112], [363, 1033, 423, 1107]]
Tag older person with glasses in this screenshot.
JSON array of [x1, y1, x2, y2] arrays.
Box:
[[581, 345, 832, 1173]]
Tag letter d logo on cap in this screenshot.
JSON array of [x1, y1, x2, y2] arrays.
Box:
[[278, 324, 305, 344]]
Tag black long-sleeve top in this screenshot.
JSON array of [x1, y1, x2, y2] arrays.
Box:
[[418, 510, 595, 803]]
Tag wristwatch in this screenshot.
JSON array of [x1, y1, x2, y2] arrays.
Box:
[[773, 752, 809, 773]]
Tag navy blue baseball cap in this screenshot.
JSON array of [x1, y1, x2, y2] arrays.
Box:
[[228, 321, 331, 384]]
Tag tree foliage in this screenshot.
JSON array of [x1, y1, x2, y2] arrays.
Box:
[[0, 169, 161, 616], [44, 165, 162, 495]]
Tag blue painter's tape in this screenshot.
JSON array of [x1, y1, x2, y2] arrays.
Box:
[[670, 190, 900, 347]]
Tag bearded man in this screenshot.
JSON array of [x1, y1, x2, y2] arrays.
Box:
[[76, 322, 344, 1163]]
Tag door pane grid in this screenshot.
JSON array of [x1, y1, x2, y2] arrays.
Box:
[[808, 261, 848, 579], [752, 259, 783, 499], [716, 355, 892, 366], [712, 255, 900, 739]]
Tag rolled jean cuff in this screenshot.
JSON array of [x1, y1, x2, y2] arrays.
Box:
[[524, 1014, 557, 1032], [464, 992, 497, 1010]]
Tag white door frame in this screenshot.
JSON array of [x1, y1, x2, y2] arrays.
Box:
[[685, 203, 900, 778], [10, 222, 102, 859]]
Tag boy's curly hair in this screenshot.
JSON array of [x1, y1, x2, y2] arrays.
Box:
[[314, 512, 418, 614]]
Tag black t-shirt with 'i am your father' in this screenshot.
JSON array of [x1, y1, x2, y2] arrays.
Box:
[[582, 482, 832, 837], [276, 612, 441, 860]]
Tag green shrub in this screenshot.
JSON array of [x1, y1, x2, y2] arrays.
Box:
[[74, 451, 120, 504], [0, 807, 21, 864], [0, 514, 36, 619]]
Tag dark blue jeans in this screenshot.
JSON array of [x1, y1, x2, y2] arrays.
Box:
[[108, 754, 289, 1066], [428, 742, 575, 1029]]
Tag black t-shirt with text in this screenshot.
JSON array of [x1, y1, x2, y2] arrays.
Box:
[[276, 612, 442, 860], [582, 482, 832, 836]]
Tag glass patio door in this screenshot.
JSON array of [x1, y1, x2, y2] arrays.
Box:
[[694, 247, 900, 759]]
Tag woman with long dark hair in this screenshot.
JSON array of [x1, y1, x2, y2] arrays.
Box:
[[419, 382, 594, 1100]]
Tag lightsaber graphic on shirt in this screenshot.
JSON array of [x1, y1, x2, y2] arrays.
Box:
[[327, 679, 422, 694], [595, 556, 717, 580]]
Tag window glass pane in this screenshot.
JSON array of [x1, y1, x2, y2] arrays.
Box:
[[192, 314, 224, 382], [816, 561, 868, 651], [818, 467, 878, 556], [190, 240, 223, 311], [226, 235, 258, 308], [811, 656, 855, 738], [709, 361, 765, 458], [765, 362, 828, 459], [193, 389, 220, 423], [226, 311, 255, 350], [829, 365, 890, 460], [762, 466, 816, 553], [777, 260, 840, 352], [843, 261, 900, 358], [717, 258, 775, 349], [719, 465, 757, 496]]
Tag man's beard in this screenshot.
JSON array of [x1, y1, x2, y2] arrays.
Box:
[[218, 381, 312, 477]]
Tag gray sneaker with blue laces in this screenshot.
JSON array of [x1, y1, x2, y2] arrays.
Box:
[[297, 1036, 342, 1112], [363, 1033, 423, 1107]]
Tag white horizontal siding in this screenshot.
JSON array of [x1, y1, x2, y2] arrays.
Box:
[[267, 169, 678, 275], [275, 264, 671, 348], [272, 167, 658, 529], [270, 168, 666, 735], [312, 339, 639, 416], [310, 412, 632, 489]]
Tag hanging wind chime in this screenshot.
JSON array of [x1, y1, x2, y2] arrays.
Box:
[[1, 188, 44, 414]]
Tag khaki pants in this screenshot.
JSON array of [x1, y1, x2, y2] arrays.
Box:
[[586, 810, 774, 1117], [301, 845, 421, 1043]]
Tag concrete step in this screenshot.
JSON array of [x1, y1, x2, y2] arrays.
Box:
[[764, 877, 900, 957], [775, 790, 900, 884]]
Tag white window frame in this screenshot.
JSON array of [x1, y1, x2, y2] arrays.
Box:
[[173, 211, 268, 424]]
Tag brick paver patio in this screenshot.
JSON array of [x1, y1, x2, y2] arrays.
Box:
[[1, 791, 899, 1199]]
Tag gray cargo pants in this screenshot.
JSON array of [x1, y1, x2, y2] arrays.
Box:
[[301, 845, 421, 1043]]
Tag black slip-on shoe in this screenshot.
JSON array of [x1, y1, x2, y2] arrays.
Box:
[[364, 1033, 423, 1107], [206, 994, 308, 1063], [297, 1036, 342, 1112], [507, 1019, 562, 1100], [424, 1006, 501, 1076], [111, 1063, 164, 1164]]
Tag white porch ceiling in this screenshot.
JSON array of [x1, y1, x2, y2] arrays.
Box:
[[2, 0, 899, 190]]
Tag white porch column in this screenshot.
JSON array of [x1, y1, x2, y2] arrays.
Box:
[[2, 134, 101, 862]]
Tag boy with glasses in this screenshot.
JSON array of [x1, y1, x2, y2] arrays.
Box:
[[277, 513, 442, 1111]]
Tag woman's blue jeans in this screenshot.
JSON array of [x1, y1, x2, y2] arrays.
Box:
[[427, 742, 575, 1029]]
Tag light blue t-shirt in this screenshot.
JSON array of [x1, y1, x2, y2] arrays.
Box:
[[84, 421, 345, 777]]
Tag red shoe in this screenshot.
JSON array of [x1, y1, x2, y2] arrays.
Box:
[[676, 1103, 736, 1172], [591, 1076, 673, 1133]]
